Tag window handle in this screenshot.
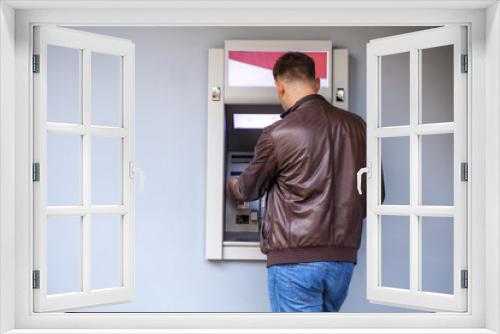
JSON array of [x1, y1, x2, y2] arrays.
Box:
[[129, 162, 145, 193], [357, 163, 371, 195]]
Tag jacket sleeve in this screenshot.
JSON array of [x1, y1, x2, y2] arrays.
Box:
[[233, 128, 278, 202]]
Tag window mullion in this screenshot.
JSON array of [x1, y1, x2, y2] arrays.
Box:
[[417, 48, 424, 293], [409, 48, 420, 293], [82, 48, 92, 294], [121, 52, 133, 291]]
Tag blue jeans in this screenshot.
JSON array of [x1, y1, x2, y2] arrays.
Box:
[[267, 261, 355, 312]]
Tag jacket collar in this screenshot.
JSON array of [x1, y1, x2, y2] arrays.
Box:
[[280, 93, 325, 119]]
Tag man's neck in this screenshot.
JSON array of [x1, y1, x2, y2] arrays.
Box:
[[285, 90, 317, 110]]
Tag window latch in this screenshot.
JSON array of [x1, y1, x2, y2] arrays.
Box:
[[356, 162, 371, 195], [129, 161, 145, 192]]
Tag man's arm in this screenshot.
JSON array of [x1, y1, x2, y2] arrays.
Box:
[[228, 128, 278, 202]]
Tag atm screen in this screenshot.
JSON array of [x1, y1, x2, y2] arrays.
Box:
[[233, 113, 281, 129]]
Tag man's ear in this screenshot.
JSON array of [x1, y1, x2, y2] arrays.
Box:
[[275, 79, 286, 97], [314, 78, 321, 92]]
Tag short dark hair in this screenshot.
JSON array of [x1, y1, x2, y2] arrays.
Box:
[[272, 52, 316, 83]]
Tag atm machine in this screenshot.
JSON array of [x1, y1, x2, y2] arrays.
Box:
[[205, 40, 349, 261]]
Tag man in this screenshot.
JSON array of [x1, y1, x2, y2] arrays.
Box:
[[228, 52, 368, 312]]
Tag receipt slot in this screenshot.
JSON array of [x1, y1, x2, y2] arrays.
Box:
[[205, 41, 349, 260]]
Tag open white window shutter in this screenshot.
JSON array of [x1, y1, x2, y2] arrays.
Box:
[[365, 25, 468, 312], [33, 26, 135, 312]]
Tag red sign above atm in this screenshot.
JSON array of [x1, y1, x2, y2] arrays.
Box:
[[227, 50, 329, 88]]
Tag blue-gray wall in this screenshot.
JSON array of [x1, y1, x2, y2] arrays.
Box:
[[46, 26, 453, 312]]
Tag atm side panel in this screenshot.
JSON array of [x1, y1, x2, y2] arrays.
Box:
[[205, 48, 225, 260]]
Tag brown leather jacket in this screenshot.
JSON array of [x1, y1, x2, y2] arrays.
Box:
[[233, 94, 369, 266]]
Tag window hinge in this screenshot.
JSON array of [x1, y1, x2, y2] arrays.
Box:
[[461, 162, 468, 182], [32, 270, 40, 289], [461, 269, 468, 289], [32, 54, 40, 73], [461, 54, 468, 73], [32, 162, 40, 182]]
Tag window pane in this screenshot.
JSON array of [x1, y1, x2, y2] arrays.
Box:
[[421, 45, 454, 124], [92, 215, 123, 289], [47, 216, 82, 294], [421, 134, 454, 206], [421, 217, 454, 294], [92, 136, 123, 205], [47, 45, 81, 124], [47, 133, 82, 206], [380, 136, 410, 205], [380, 52, 410, 127], [381, 215, 410, 289], [92, 52, 122, 127]]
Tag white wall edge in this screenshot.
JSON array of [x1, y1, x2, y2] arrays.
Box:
[[10, 8, 487, 27], [2, 0, 497, 10], [2, 328, 499, 334], [0, 1, 16, 334], [484, 2, 500, 333]]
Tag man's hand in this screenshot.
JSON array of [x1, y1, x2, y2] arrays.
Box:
[[227, 178, 238, 202]]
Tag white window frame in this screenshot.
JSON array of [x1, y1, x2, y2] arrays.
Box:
[[365, 26, 468, 312], [32, 26, 135, 312], [0, 1, 498, 334]]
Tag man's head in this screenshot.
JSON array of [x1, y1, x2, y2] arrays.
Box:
[[273, 52, 321, 110]]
